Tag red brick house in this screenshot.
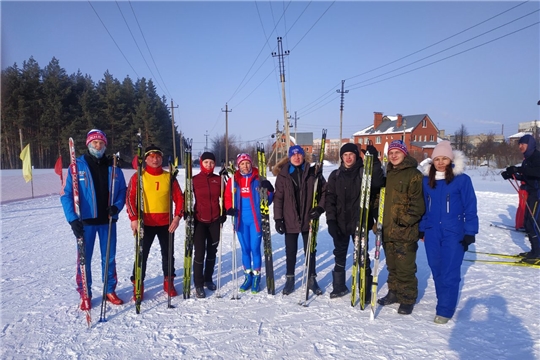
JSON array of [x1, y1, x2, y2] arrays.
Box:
[[352, 112, 439, 160]]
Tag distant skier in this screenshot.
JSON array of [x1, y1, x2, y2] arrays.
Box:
[[501, 134, 540, 263], [224, 153, 274, 293], [419, 140, 478, 324], [61, 129, 127, 311]]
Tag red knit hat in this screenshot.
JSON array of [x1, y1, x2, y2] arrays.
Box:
[[86, 129, 107, 146], [236, 153, 252, 167]]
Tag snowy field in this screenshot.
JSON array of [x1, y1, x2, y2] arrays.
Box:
[[1, 164, 539, 359]]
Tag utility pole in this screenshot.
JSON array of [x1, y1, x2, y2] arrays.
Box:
[[222, 103, 232, 165], [293, 111, 300, 143], [204, 130, 209, 152], [336, 80, 349, 143], [272, 37, 290, 153], [168, 99, 179, 162]]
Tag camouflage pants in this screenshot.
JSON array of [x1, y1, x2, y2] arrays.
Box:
[[382, 241, 418, 305]]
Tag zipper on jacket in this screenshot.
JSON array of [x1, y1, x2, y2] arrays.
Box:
[[446, 194, 450, 213]]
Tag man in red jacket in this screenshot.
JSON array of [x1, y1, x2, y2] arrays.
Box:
[[126, 145, 184, 300]]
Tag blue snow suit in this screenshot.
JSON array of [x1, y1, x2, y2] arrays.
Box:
[[61, 154, 127, 298], [419, 151, 478, 319], [224, 168, 273, 271]]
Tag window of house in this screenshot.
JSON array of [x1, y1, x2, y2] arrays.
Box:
[[430, 135, 434, 141], [424, 135, 427, 142], [376, 136, 381, 144], [358, 138, 363, 145], [422, 119, 427, 128], [413, 135, 417, 142]]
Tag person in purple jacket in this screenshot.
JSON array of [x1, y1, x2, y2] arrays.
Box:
[[419, 140, 478, 324], [60, 129, 127, 311]]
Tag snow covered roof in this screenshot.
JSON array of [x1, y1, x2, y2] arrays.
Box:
[[508, 131, 532, 139], [353, 114, 429, 136]]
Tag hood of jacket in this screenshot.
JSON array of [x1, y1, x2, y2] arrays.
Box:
[[419, 150, 466, 176]]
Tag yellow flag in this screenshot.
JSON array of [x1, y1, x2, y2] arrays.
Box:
[[19, 144, 32, 183]]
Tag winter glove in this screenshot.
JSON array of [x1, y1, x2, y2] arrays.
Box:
[[309, 206, 324, 220], [226, 208, 238, 217], [275, 219, 286, 235], [506, 166, 519, 175], [418, 231, 425, 240], [219, 167, 229, 177], [327, 220, 342, 239], [501, 171, 512, 180], [220, 214, 227, 224], [260, 180, 274, 193], [460, 235, 475, 252], [107, 205, 119, 216], [361, 144, 379, 158], [69, 219, 84, 238]]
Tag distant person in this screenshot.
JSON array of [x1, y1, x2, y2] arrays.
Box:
[[126, 145, 184, 300], [224, 153, 274, 293], [273, 145, 326, 296], [378, 140, 424, 315], [420, 140, 478, 324], [502, 134, 540, 262], [61, 129, 127, 310], [192, 152, 227, 298], [325, 143, 384, 300]]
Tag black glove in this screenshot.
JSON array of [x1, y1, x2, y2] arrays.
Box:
[[309, 206, 324, 220], [107, 205, 119, 216], [275, 219, 286, 235], [220, 214, 227, 224], [506, 166, 519, 175], [260, 180, 274, 193], [460, 235, 476, 252], [226, 208, 237, 217], [361, 145, 379, 158], [219, 167, 229, 177], [418, 231, 425, 240], [501, 171, 512, 180], [327, 220, 342, 239], [69, 219, 84, 238]]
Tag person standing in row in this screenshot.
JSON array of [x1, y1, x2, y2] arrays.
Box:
[[224, 153, 274, 293], [273, 145, 326, 296], [126, 145, 184, 300], [419, 140, 478, 324], [378, 140, 424, 315], [192, 152, 227, 298], [61, 129, 127, 310], [502, 134, 540, 262], [325, 143, 384, 300]]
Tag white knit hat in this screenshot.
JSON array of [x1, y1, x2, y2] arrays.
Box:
[[432, 140, 454, 160]]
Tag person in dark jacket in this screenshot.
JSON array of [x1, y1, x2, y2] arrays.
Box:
[[61, 129, 127, 311], [419, 140, 478, 324], [325, 143, 384, 300], [273, 145, 326, 295], [224, 153, 274, 293], [192, 152, 227, 298], [502, 134, 540, 262], [378, 140, 424, 315]]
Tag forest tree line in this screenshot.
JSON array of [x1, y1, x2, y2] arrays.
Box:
[[1, 56, 182, 169]]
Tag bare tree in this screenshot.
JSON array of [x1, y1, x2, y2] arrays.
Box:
[[454, 124, 469, 154], [474, 132, 497, 167]]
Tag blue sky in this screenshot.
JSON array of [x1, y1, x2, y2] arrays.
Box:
[[2, 1, 539, 154]]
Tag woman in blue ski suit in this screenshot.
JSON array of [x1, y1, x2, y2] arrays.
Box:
[[419, 141, 478, 324], [224, 153, 274, 293]]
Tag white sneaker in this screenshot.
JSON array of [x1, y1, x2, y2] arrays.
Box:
[[434, 315, 450, 324]]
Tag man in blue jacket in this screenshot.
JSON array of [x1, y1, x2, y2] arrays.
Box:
[[61, 129, 127, 311]]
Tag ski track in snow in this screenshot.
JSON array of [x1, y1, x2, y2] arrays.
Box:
[[1, 167, 539, 359]]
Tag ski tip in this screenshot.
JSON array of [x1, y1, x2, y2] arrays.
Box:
[[167, 304, 176, 309]]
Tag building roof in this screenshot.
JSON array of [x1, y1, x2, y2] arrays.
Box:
[[353, 114, 430, 136], [509, 131, 532, 139]]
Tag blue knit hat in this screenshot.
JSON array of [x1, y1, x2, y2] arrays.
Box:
[[288, 145, 305, 157], [388, 140, 408, 155]]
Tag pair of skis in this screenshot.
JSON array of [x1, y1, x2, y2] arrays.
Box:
[[183, 139, 194, 299], [351, 152, 373, 309], [298, 129, 327, 306], [465, 251, 540, 268], [257, 143, 275, 295]]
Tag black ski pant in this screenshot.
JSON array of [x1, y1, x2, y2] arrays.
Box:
[[131, 225, 174, 282], [193, 219, 220, 287], [284, 232, 316, 277], [524, 194, 540, 256], [332, 233, 372, 278]]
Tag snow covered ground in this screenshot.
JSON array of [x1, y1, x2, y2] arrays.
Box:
[[1, 164, 539, 359]]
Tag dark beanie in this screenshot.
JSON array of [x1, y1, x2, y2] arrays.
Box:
[[144, 144, 163, 158], [340, 143, 360, 159], [200, 151, 216, 162]]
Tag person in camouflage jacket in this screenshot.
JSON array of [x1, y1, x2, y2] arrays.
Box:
[[378, 140, 424, 315]]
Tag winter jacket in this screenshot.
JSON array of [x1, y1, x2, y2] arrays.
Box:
[[125, 165, 183, 227], [61, 154, 127, 224], [515, 149, 540, 197], [273, 160, 327, 233], [419, 151, 478, 237], [193, 171, 223, 223], [326, 157, 384, 236], [382, 155, 424, 242], [224, 167, 274, 232]]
